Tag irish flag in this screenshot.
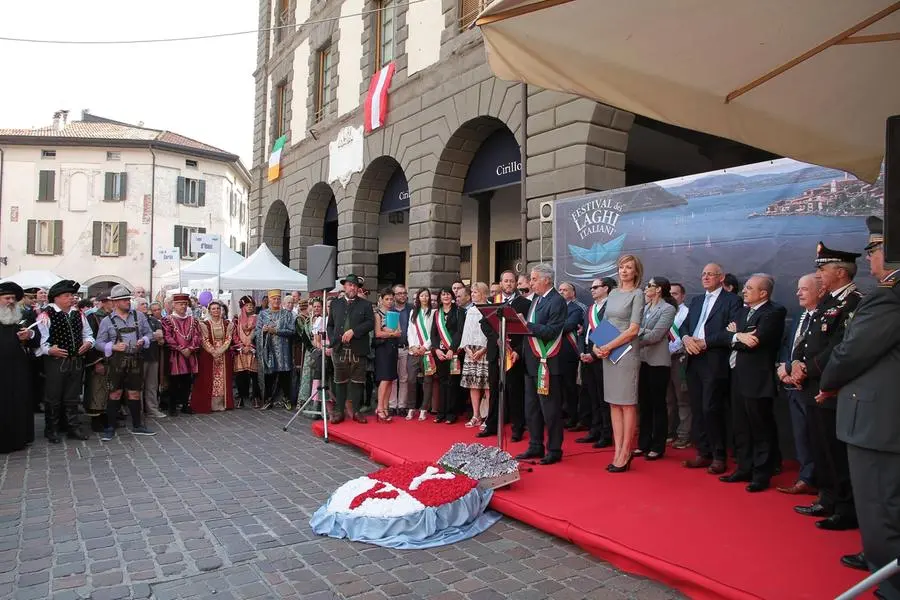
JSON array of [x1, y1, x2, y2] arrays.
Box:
[[364, 62, 396, 134], [268, 135, 287, 182]]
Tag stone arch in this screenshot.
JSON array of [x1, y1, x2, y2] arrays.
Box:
[[262, 199, 290, 266], [342, 156, 407, 285], [296, 182, 337, 273], [81, 275, 130, 298], [410, 116, 518, 289]]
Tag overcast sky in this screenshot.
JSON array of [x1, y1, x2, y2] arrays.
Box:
[[0, 0, 258, 167]]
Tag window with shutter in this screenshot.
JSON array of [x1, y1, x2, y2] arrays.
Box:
[[176, 176, 186, 204], [315, 44, 334, 123], [198, 180, 206, 207], [31, 220, 57, 255], [38, 170, 56, 202], [118, 172, 127, 201], [96, 222, 121, 256], [458, 0, 485, 31], [375, 0, 395, 70], [92, 222, 103, 256], [118, 221, 128, 256], [274, 82, 289, 137], [174, 224, 184, 254], [26, 220, 36, 255], [52, 220, 63, 255]]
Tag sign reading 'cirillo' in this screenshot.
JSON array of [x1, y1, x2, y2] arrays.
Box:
[[495, 161, 522, 176]]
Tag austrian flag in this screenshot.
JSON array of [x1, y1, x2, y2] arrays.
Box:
[[364, 62, 396, 133]]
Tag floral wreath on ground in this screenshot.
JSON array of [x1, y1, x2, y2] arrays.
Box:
[[310, 444, 518, 549]]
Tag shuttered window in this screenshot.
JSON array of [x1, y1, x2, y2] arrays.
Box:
[[176, 176, 206, 207], [458, 0, 486, 31], [37, 170, 56, 202], [274, 82, 289, 137], [92, 221, 128, 257], [314, 44, 334, 123], [173, 224, 207, 259], [104, 172, 127, 202], [375, 0, 395, 70], [26, 220, 63, 255]]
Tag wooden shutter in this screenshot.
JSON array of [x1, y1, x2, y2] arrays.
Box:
[[198, 180, 206, 207], [26, 220, 36, 254], [119, 172, 127, 201], [46, 171, 56, 202], [38, 170, 54, 202], [104, 173, 114, 201], [118, 221, 128, 256], [459, 0, 480, 29], [174, 225, 183, 253], [92, 222, 102, 255], [52, 220, 63, 255], [176, 176, 186, 204]]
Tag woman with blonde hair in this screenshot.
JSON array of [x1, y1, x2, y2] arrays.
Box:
[[460, 282, 491, 428], [594, 255, 645, 472]]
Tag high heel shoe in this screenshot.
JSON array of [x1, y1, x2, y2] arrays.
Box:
[[608, 456, 633, 473], [376, 410, 392, 423]]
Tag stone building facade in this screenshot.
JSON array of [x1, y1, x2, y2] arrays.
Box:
[[250, 0, 771, 290]]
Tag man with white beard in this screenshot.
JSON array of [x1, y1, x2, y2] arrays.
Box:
[[0, 281, 40, 453]]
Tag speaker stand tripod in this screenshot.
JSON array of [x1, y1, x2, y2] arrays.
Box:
[[282, 289, 332, 442]]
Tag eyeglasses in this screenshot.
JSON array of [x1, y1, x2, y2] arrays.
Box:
[[645, 283, 659, 289], [701, 272, 722, 278], [590, 285, 601, 290]]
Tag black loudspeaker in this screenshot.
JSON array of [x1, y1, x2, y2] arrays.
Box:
[[307, 245, 337, 292], [886, 115, 899, 263]]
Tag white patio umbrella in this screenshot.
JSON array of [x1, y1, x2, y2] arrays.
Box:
[[476, 0, 900, 182], [0, 269, 63, 289]]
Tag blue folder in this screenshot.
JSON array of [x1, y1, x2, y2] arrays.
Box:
[[588, 319, 633, 365], [385, 311, 400, 330]]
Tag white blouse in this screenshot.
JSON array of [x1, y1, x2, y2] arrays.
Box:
[[407, 309, 435, 349]]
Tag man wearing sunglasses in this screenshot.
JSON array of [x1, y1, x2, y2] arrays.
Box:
[[820, 216, 900, 597]]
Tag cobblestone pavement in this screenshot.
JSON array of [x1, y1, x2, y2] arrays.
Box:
[[0, 409, 683, 600]]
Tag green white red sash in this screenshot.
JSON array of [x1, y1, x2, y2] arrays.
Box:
[[415, 310, 436, 375], [526, 297, 562, 395], [588, 303, 602, 331], [436, 308, 460, 375]]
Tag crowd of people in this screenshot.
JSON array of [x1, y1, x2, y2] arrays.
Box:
[[0, 215, 897, 597]]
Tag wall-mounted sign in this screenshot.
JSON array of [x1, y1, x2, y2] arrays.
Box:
[[9, 206, 18, 223], [154, 247, 180, 262], [463, 128, 522, 195], [381, 167, 409, 214], [328, 125, 364, 187], [142, 194, 152, 224], [190, 233, 221, 254]]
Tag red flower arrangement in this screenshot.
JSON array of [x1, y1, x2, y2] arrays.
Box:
[[368, 462, 477, 507]]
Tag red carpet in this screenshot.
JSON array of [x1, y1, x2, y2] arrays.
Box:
[[311, 419, 867, 600]]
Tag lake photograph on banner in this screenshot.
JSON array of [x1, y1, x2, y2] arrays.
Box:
[[553, 158, 885, 307]]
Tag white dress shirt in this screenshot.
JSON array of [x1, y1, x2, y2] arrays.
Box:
[[37, 304, 95, 356], [693, 287, 723, 340]]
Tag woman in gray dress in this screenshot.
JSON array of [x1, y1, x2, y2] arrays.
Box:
[[594, 254, 645, 472]]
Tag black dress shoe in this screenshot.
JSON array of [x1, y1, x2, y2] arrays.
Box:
[[576, 435, 599, 444], [746, 482, 769, 493], [816, 515, 859, 531], [563, 420, 579, 430], [181, 407, 194, 415], [840, 552, 867, 571], [592, 438, 612, 449], [515, 450, 545, 460], [794, 503, 830, 517], [539, 455, 562, 465], [46, 433, 61, 444], [475, 430, 497, 438], [719, 472, 753, 483], [67, 431, 90, 441]]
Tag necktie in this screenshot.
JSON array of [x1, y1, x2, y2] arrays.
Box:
[[693, 293, 712, 337], [730, 306, 755, 369], [791, 312, 811, 356]]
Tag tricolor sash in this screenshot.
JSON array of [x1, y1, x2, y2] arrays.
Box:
[[566, 332, 579, 352], [436, 308, 460, 375], [415, 311, 436, 375], [526, 297, 562, 395], [505, 338, 516, 371]]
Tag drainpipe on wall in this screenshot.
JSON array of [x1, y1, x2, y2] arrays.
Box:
[[520, 83, 528, 272], [149, 144, 157, 299]]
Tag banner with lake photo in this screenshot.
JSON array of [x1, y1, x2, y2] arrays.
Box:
[[553, 159, 884, 308]]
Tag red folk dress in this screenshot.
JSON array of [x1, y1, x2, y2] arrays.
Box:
[[193, 319, 234, 413]]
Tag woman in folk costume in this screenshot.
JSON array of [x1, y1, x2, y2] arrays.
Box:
[[460, 282, 491, 428], [193, 300, 234, 413], [406, 288, 436, 421], [232, 295, 261, 408]]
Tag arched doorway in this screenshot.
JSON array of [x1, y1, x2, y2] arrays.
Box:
[[448, 117, 522, 285], [262, 200, 290, 267], [82, 275, 130, 298], [352, 156, 410, 289], [626, 115, 778, 185], [297, 182, 336, 274]]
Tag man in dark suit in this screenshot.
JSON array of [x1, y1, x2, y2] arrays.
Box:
[[577, 276, 616, 447], [326, 274, 375, 424], [716, 274, 786, 492], [680, 263, 742, 474], [821, 217, 900, 591], [558, 282, 585, 429], [516, 264, 567, 465], [479, 270, 530, 440], [775, 273, 822, 496], [791, 243, 862, 531]]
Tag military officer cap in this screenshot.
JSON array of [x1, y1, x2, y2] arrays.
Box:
[[865, 216, 884, 252], [815, 241, 861, 266]]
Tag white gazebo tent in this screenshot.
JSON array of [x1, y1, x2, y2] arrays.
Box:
[[216, 244, 308, 291], [0, 269, 63, 290]]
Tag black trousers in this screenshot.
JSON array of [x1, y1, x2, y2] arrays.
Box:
[[848, 445, 900, 599], [168, 374, 193, 411], [638, 363, 671, 455], [524, 373, 563, 457], [235, 371, 261, 401], [484, 358, 526, 435], [561, 360, 579, 424], [687, 367, 730, 461], [435, 359, 460, 421], [581, 360, 611, 440], [731, 384, 776, 483], [43, 357, 83, 436], [808, 404, 855, 518], [265, 371, 292, 404]]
